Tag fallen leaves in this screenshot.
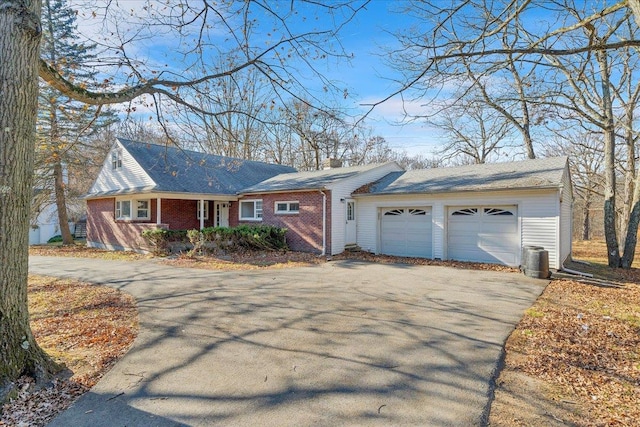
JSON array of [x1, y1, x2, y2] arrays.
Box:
[[29, 244, 149, 260], [163, 250, 325, 270], [503, 278, 640, 426], [0, 276, 138, 427], [334, 251, 519, 272]]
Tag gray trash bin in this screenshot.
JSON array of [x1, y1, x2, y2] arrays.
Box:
[[525, 248, 550, 279], [521, 245, 544, 274]]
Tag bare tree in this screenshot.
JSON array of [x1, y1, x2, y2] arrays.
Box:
[[543, 132, 605, 241], [430, 94, 514, 164], [0, 0, 370, 399], [175, 57, 272, 160], [376, 0, 640, 268]]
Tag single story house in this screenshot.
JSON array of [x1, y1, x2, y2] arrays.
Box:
[[85, 138, 572, 269]]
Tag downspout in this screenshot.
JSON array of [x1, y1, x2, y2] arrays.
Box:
[[319, 190, 326, 256], [156, 198, 162, 226], [199, 199, 205, 230]]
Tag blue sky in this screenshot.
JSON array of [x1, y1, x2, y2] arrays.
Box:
[[71, 0, 446, 156], [335, 1, 440, 154]]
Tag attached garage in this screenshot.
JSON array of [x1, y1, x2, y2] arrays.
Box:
[[380, 207, 432, 257], [352, 156, 573, 269], [447, 206, 518, 265]]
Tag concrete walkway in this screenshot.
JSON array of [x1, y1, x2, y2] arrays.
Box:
[[29, 256, 547, 427]]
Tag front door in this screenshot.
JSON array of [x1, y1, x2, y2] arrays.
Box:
[[345, 199, 356, 245], [215, 202, 230, 227]]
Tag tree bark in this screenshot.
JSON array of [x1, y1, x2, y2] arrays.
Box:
[[595, 48, 621, 267], [582, 194, 591, 241], [629, 0, 640, 29], [53, 159, 74, 245], [621, 174, 640, 268], [0, 0, 59, 401]]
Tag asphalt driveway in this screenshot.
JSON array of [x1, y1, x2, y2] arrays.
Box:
[[28, 256, 546, 427]]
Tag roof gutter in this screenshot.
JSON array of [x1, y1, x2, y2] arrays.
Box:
[[351, 184, 562, 198], [238, 187, 326, 197], [85, 190, 239, 201]]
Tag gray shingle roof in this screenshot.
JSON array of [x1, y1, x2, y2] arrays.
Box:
[[119, 138, 296, 195], [355, 156, 568, 196], [239, 163, 392, 194]]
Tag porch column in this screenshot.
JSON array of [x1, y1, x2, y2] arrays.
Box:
[[199, 198, 205, 230], [156, 198, 162, 225]]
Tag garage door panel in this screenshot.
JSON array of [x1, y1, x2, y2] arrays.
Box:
[[448, 222, 480, 233], [481, 222, 517, 233], [381, 207, 432, 258], [447, 205, 519, 266]]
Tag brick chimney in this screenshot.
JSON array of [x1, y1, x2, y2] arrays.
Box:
[[322, 158, 342, 170]]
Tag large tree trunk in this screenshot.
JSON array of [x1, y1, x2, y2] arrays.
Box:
[[594, 49, 620, 267], [582, 194, 591, 241], [0, 0, 59, 401], [53, 159, 74, 245], [621, 174, 640, 268]]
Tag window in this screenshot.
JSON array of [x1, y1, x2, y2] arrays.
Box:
[[409, 208, 427, 216], [115, 198, 149, 220], [484, 207, 514, 216], [111, 149, 122, 170], [384, 209, 404, 216], [136, 200, 150, 219], [197, 200, 209, 220], [240, 199, 263, 220], [275, 201, 299, 214], [115, 200, 131, 220], [451, 208, 478, 216], [347, 201, 355, 221]]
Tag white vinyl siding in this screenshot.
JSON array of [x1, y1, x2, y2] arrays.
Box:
[[559, 168, 573, 265], [355, 188, 564, 269], [327, 162, 403, 255], [89, 141, 155, 194]]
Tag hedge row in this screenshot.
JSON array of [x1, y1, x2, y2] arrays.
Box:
[[141, 225, 288, 255]]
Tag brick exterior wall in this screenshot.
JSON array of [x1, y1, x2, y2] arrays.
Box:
[[87, 198, 215, 251], [86, 198, 161, 251], [88, 194, 331, 254], [160, 199, 214, 230], [235, 191, 332, 254]]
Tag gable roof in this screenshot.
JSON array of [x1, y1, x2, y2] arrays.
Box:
[[89, 138, 297, 197], [354, 156, 569, 196], [239, 163, 396, 194]]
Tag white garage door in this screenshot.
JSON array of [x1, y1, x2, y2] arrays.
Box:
[[380, 207, 432, 258], [447, 206, 519, 265]]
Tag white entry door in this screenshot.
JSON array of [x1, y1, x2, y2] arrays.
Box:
[[215, 202, 230, 227], [345, 199, 357, 244]]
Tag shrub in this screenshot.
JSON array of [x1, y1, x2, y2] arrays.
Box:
[[141, 225, 288, 255], [47, 235, 63, 244], [187, 229, 206, 256], [141, 228, 170, 255]]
